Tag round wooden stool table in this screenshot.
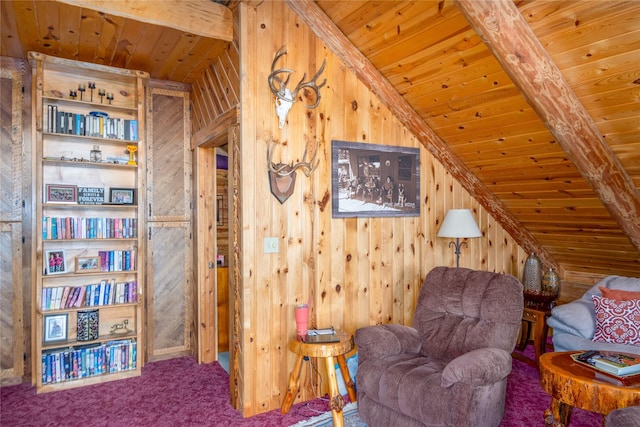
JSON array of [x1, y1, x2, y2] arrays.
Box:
[[281, 332, 357, 427], [539, 351, 640, 426]]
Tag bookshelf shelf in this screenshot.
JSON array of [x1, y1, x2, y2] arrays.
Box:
[[31, 51, 147, 393]]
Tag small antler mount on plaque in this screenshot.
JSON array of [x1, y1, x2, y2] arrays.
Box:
[[268, 45, 327, 129], [267, 135, 319, 204]]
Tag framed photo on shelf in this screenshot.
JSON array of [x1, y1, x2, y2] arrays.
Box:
[[45, 184, 77, 204], [331, 140, 420, 218], [109, 188, 136, 205], [45, 250, 67, 275], [76, 256, 100, 273], [43, 313, 68, 343]]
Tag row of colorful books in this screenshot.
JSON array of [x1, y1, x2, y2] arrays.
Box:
[[42, 339, 137, 384], [42, 280, 138, 311], [45, 105, 138, 141], [43, 216, 137, 240], [98, 250, 136, 272]]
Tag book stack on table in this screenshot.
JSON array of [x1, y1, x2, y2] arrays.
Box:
[[305, 327, 339, 344], [572, 350, 640, 384]]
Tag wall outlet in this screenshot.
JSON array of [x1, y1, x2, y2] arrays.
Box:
[[264, 237, 279, 253]]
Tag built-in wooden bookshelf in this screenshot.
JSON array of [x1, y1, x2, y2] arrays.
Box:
[[30, 52, 148, 392]]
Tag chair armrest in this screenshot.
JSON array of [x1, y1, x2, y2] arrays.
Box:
[[441, 348, 512, 387], [355, 324, 421, 363]]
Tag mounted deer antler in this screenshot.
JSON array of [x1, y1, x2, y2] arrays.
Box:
[[267, 136, 319, 177], [266, 135, 320, 203], [268, 46, 327, 128]]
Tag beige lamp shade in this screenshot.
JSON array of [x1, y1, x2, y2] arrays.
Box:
[[437, 209, 482, 238], [437, 209, 482, 267]]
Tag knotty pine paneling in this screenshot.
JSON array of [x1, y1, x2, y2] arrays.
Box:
[[233, 2, 528, 417], [191, 42, 240, 133], [315, 0, 640, 278]]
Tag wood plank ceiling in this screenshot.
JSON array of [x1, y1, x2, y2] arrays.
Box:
[[1, 0, 638, 277]]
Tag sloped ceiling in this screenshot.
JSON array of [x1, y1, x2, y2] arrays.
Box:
[[1, 0, 638, 277]]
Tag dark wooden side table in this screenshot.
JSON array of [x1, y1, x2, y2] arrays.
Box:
[[281, 332, 357, 427], [539, 352, 640, 426], [513, 305, 552, 368]]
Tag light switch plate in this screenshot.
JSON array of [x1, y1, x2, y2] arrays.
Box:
[[264, 237, 279, 253]]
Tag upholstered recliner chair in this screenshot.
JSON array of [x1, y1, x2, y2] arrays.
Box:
[[355, 266, 524, 427]]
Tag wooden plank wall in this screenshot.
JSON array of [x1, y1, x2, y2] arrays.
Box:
[[231, 2, 529, 417], [189, 2, 620, 418], [191, 42, 240, 134]]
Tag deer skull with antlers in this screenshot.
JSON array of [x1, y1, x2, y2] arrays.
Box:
[[267, 135, 319, 204], [268, 46, 327, 129]]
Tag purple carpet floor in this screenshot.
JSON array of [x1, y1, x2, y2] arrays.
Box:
[[1, 343, 602, 426]]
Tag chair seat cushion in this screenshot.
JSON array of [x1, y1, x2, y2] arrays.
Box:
[[357, 353, 450, 424]]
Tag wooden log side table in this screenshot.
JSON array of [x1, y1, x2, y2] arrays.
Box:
[[281, 332, 357, 427], [539, 352, 640, 427], [513, 306, 552, 368]]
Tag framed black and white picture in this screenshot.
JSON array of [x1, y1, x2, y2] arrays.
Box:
[[331, 140, 420, 218], [44, 313, 68, 343]]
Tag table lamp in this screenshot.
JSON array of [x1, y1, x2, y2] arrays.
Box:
[[437, 209, 482, 267]]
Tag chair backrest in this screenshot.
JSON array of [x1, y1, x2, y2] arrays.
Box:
[[413, 266, 523, 361]]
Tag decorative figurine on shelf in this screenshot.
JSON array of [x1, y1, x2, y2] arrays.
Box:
[[98, 88, 106, 103], [78, 83, 86, 101], [106, 92, 114, 104], [110, 319, 131, 335], [88, 81, 96, 102], [90, 145, 102, 163], [126, 145, 137, 165]]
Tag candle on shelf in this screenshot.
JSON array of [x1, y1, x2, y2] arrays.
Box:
[[78, 83, 86, 101], [98, 88, 106, 103], [88, 82, 96, 101]]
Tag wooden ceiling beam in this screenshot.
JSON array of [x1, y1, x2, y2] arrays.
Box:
[[55, 0, 233, 41], [284, 0, 561, 273], [454, 0, 640, 256]]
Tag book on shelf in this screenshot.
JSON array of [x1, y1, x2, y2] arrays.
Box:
[[41, 339, 137, 385], [43, 217, 137, 240], [572, 350, 640, 377], [42, 280, 138, 311], [45, 105, 138, 141]]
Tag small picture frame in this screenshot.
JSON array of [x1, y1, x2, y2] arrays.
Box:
[[45, 250, 67, 275], [44, 313, 68, 343], [109, 188, 136, 205], [76, 256, 101, 273], [46, 184, 77, 204]]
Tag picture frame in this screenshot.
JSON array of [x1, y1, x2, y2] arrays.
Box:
[[45, 184, 77, 204], [45, 250, 67, 275], [44, 313, 68, 343], [76, 256, 101, 273], [331, 140, 420, 218], [109, 188, 136, 205]]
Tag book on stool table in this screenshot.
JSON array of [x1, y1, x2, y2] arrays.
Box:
[[304, 327, 340, 344], [572, 350, 640, 384]]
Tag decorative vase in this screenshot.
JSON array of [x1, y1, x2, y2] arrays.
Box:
[[522, 253, 542, 294], [542, 268, 560, 299]]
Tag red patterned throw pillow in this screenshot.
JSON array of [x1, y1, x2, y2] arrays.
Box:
[[592, 295, 640, 346]]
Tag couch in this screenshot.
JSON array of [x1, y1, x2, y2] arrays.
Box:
[[354, 267, 523, 427], [547, 275, 640, 353]]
